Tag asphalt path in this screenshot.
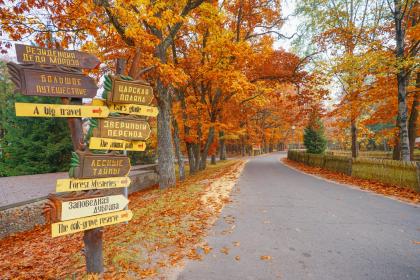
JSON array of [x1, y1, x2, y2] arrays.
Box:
[[177, 152, 420, 280]]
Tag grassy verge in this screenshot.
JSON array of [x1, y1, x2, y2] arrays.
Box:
[[0, 159, 245, 279], [282, 158, 420, 204]]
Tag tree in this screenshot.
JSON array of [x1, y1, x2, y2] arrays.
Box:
[[386, 0, 419, 161], [304, 116, 328, 154], [0, 95, 73, 176]]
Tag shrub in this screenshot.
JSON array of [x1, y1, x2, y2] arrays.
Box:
[[303, 118, 327, 154]]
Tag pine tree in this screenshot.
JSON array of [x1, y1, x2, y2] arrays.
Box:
[[0, 62, 73, 176], [304, 116, 327, 154]]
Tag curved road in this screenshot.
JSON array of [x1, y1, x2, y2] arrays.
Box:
[[177, 152, 420, 280]]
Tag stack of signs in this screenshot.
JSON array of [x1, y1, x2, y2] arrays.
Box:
[[89, 75, 157, 151], [52, 152, 133, 237], [7, 44, 134, 237]]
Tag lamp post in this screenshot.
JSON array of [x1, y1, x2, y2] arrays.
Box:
[[291, 125, 296, 149]]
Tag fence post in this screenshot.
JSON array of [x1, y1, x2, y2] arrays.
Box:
[[416, 162, 420, 191]]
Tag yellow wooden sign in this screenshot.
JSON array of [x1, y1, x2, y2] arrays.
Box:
[[56, 176, 131, 192], [15, 103, 109, 118], [51, 210, 133, 237], [108, 103, 159, 117], [60, 195, 129, 221], [89, 137, 146, 151]]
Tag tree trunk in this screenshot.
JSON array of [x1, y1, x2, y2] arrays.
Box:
[[211, 154, 216, 165], [393, 117, 401, 160], [156, 78, 176, 188], [172, 117, 185, 180], [186, 143, 196, 174], [408, 73, 419, 160], [397, 72, 411, 161], [393, 0, 411, 161], [351, 119, 358, 158], [219, 130, 226, 160], [199, 126, 215, 170], [192, 143, 201, 172]]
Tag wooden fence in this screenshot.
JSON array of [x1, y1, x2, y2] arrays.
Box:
[[287, 150, 419, 192]]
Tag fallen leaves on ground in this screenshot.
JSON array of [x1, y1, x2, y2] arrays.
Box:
[[412, 240, 420, 245], [260, 255, 272, 261], [282, 159, 420, 204], [235, 256, 240, 261], [233, 241, 240, 247], [220, 246, 230, 255], [0, 160, 245, 279]]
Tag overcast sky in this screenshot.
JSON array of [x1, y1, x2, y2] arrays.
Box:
[[276, 0, 299, 51]]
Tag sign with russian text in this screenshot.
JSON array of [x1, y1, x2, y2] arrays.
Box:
[[92, 117, 151, 141], [51, 210, 133, 237], [89, 137, 146, 151], [15, 103, 109, 118], [15, 44, 100, 69], [72, 152, 131, 179], [7, 63, 98, 98], [56, 177, 131, 192], [108, 79, 153, 105], [59, 195, 129, 221]]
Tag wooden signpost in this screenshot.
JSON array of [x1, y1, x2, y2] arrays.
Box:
[[89, 137, 146, 151], [51, 210, 133, 237], [92, 117, 151, 141], [7, 63, 98, 98], [107, 78, 154, 105], [108, 103, 159, 117], [8, 44, 158, 275], [56, 177, 131, 192], [58, 195, 129, 221], [15, 103, 109, 118], [71, 152, 131, 179], [15, 44, 100, 69]]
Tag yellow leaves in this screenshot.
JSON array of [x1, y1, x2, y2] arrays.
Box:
[[220, 246, 230, 255], [235, 255, 241, 261], [201, 244, 213, 254], [260, 255, 272, 261]]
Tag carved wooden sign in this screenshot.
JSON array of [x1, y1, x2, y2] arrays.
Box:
[[59, 195, 129, 221], [15, 103, 109, 118], [51, 210, 133, 237], [56, 177, 131, 192], [92, 117, 151, 141], [71, 152, 131, 179], [108, 78, 154, 105], [7, 62, 98, 98], [15, 44, 100, 69], [108, 103, 159, 117], [89, 137, 146, 151]]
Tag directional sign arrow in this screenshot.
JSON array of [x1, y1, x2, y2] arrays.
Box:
[[59, 194, 129, 221], [56, 177, 131, 192], [108, 103, 159, 117], [15, 103, 110, 118], [89, 137, 147, 151], [51, 210, 133, 237]]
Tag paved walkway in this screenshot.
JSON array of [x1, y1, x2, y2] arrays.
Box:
[[177, 152, 420, 280], [0, 164, 156, 208]]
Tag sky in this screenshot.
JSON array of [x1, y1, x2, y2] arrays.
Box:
[[276, 0, 300, 51]]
